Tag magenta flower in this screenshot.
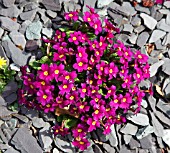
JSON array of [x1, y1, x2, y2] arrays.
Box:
[[88, 85, 99, 97], [91, 20, 102, 35], [119, 66, 128, 78], [58, 81, 73, 95], [97, 36, 108, 50], [73, 58, 88, 72], [104, 19, 120, 33], [65, 91, 79, 103], [133, 68, 143, 84], [96, 61, 107, 75], [135, 50, 148, 64], [119, 93, 132, 109], [122, 75, 133, 89], [103, 123, 111, 135], [58, 71, 77, 83], [37, 90, 53, 106], [92, 105, 105, 120], [76, 101, 90, 113], [54, 30, 66, 42], [53, 50, 66, 62], [105, 85, 116, 99], [72, 137, 90, 151], [53, 125, 69, 136], [87, 118, 100, 132], [43, 102, 56, 113], [55, 97, 69, 108], [69, 32, 80, 45], [64, 11, 79, 21], [78, 32, 88, 43], [110, 94, 122, 109], [72, 123, 87, 138], [76, 46, 88, 60], [90, 94, 102, 106], [53, 42, 68, 52], [79, 83, 87, 98], [123, 48, 133, 61], [142, 63, 150, 79]]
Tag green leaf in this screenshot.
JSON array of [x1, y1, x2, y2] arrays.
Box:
[[73, 22, 80, 30], [59, 27, 69, 32], [29, 61, 41, 70], [98, 88, 105, 96], [8, 102, 18, 112], [57, 115, 63, 122], [64, 118, 78, 129], [39, 56, 49, 64]]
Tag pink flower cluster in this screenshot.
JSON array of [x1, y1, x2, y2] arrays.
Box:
[[18, 6, 151, 151]]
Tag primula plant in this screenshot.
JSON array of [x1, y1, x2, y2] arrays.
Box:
[[18, 6, 151, 151], [0, 57, 16, 94]]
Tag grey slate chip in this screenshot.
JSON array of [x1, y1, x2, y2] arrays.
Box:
[[2, 0, 15, 7], [149, 30, 166, 43], [137, 32, 149, 47], [41, 0, 61, 11], [20, 10, 37, 21], [157, 99, 170, 118]]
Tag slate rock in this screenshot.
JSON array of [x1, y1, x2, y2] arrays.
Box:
[[4, 93, 17, 104], [38, 9, 49, 24], [123, 134, 132, 144], [93, 144, 103, 153], [162, 33, 170, 46], [2, 0, 15, 7], [53, 148, 60, 153], [139, 149, 148, 153], [4, 147, 20, 153], [0, 28, 4, 39], [20, 10, 37, 21], [135, 5, 150, 14], [19, 20, 32, 34], [129, 33, 138, 44], [21, 107, 39, 119], [129, 137, 140, 149], [140, 13, 157, 30], [97, 0, 112, 8], [82, 146, 94, 153], [42, 28, 53, 38], [64, 1, 81, 12], [123, 24, 133, 33], [0, 106, 14, 120], [118, 2, 137, 16], [0, 96, 6, 106], [108, 125, 118, 147], [24, 2, 39, 11], [166, 13, 170, 25], [136, 125, 155, 140], [32, 117, 46, 128], [26, 21, 42, 40], [149, 60, 164, 77], [25, 40, 39, 51], [150, 6, 163, 21], [103, 143, 115, 153], [134, 25, 145, 34], [0, 5, 21, 18], [139, 135, 153, 149], [2, 40, 31, 66], [0, 128, 8, 143], [12, 114, 29, 123], [149, 30, 166, 43], [156, 109, 170, 127], [0, 17, 20, 31], [120, 123, 138, 135], [54, 135, 75, 153], [9, 31, 26, 49], [41, 0, 61, 11], [127, 113, 149, 126], [131, 15, 141, 27], [162, 129, 170, 147], [164, 1, 170, 8], [119, 146, 131, 153], [155, 39, 166, 50], [83, 0, 96, 12], [96, 128, 109, 142], [46, 10, 57, 18], [157, 19, 170, 32], [146, 96, 156, 112], [11, 127, 43, 153], [149, 111, 164, 137], [137, 32, 149, 47], [162, 58, 170, 76], [159, 9, 170, 15]]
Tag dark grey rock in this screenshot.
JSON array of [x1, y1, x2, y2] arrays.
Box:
[[149, 60, 164, 77], [108, 125, 118, 147], [93, 144, 103, 153], [0, 5, 21, 18], [12, 114, 29, 123], [97, 0, 112, 8], [4, 147, 20, 153], [1, 81, 18, 97], [137, 32, 149, 47], [123, 134, 132, 144], [41, 0, 61, 11], [24, 2, 39, 11], [149, 111, 164, 137], [0, 17, 20, 31], [54, 135, 75, 153], [162, 129, 170, 147], [127, 113, 149, 126], [20, 10, 37, 21], [103, 143, 115, 153], [46, 10, 57, 18], [83, 0, 96, 12], [19, 20, 32, 34], [129, 138, 140, 149], [131, 15, 141, 27], [164, 1, 170, 8], [134, 25, 145, 34], [149, 30, 166, 43], [11, 127, 43, 153], [129, 33, 138, 44], [0, 96, 6, 106], [157, 137, 165, 148], [0, 128, 8, 143], [5, 118, 18, 130], [164, 83, 170, 98], [107, 10, 123, 25], [4, 93, 17, 104], [20, 107, 39, 119], [120, 123, 138, 135], [162, 58, 170, 75], [9, 31, 26, 49], [26, 21, 42, 40], [2, 0, 15, 7], [82, 146, 94, 153], [42, 28, 53, 38], [2, 40, 31, 66], [123, 24, 133, 33], [25, 40, 39, 51], [116, 34, 129, 43], [140, 13, 157, 30], [157, 19, 170, 32], [32, 117, 46, 128], [139, 135, 153, 149], [96, 128, 109, 142], [135, 5, 150, 14], [146, 96, 156, 112], [162, 33, 170, 46]]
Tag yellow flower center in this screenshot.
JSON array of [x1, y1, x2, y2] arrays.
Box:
[[95, 98, 99, 102], [80, 141, 84, 145], [106, 108, 110, 112], [44, 71, 48, 76], [55, 69, 59, 74], [78, 62, 83, 66], [78, 129, 82, 132], [125, 79, 128, 83], [65, 75, 70, 80], [79, 53, 82, 57], [137, 74, 140, 78], [94, 24, 97, 29], [100, 67, 103, 71], [87, 66, 92, 70], [114, 99, 118, 103], [138, 55, 142, 59], [108, 90, 111, 93], [125, 52, 128, 56], [73, 37, 77, 41], [59, 54, 64, 58], [96, 51, 99, 55], [30, 85, 34, 89], [57, 101, 62, 104], [55, 129, 58, 133], [109, 69, 113, 73], [94, 110, 99, 114], [89, 80, 93, 84], [0, 57, 7, 68], [121, 70, 124, 73], [43, 95, 47, 99], [87, 18, 91, 21], [72, 87, 76, 91], [46, 104, 51, 108], [98, 75, 101, 79], [92, 121, 96, 125], [122, 98, 126, 102], [63, 85, 68, 89], [92, 90, 96, 93], [70, 96, 74, 100], [92, 44, 96, 48], [79, 105, 84, 109], [82, 88, 86, 93], [99, 42, 102, 46], [41, 81, 45, 85], [58, 35, 61, 39], [68, 14, 73, 17]]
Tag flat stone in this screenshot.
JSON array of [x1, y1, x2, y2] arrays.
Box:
[[129, 137, 140, 149], [0, 106, 14, 120], [4, 147, 20, 153], [118, 2, 137, 16], [96, 128, 109, 142], [155, 110, 170, 127], [159, 9, 170, 15], [123, 24, 133, 33], [155, 39, 166, 50], [4, 93, 17, 104], [83, 0, 96, 12], [108, 125, 118, 147], [19, 20, 32, 34], [162, 58, 170, 76], [137, 32, 149, 47], [127, 113, 149, 126], [11, 127, 43, 153], [46, 10, 57, 18], [42, 28, 53, 38], [149, 30, 166, 43], [162, 129, 170, 147], [0, 17, 20, 31], [141, 99, 148, 108], [103, 143, 115, 153], [97, 0, 112, 8], [64, 1, 81, 12], [131, 15, 141, 27], [135, 5, 150, 14], [0, 96, 6, 106], [150, 6, 163, 21], [157, 99, 170, 118], [93, 144, 103, 153], [9, 31, 26, 49], [164, 1, 170, 8], [123, 134, 132, 144], [2, 0, 15, 7], [12, 114, 29, 123], [129, 33, 138, 44], [0, 28, 4, 39], [149, 111, 164, 137], [53, 148, 60, 153], [26, 21, 42, 40], [32, 117, 46, 128], [140, 135, 153, 149], [38, 9, 49, 24], [54, 135, 75, 153], [140, 13, 157, 30], [82, 146, 94, 153], [136, 125, 155, 140], [166, 13, 170, 25], [41, 0, 61, 11], [120, 123, 138, 135], [157, 19, 170, 32], [20, 10, 37, 21], [119, 146, 131, 153], [139, 149, 148, 153], [162, 33, 170, 46], [134, 25, 145, 34], [2, 40, 31, 66], [149, 60, 164, 77], [24, 2, 39, 11], [0, 5, 21, 18], [25, 40, 39, 51]]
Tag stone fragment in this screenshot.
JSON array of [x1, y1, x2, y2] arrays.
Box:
[[136, 125, 155, 140], [123, 24, 133, 33], [83, 0, 96, 12], [149, 30, 166, 43], [0, 28, 4, 39], [159, 9, 170, 15], [2, 40, 31, 66], [149, 111, 164, 137], [97, 0, 112, 8], [93, 145, 103, 153], [96, 128, 109, 142], [2, 0, 15, 7], [139, 149, 148, 153], [0, 128, 8, 143], [108, 125, 118, 147], [162, 58, 170, 76], [82, 146, 94, 153], [12, 114, 29, 123], [123, 135, 132, 144], [103, 143, 115, 153], [127, 113, 149, 126], [157, 19, 170, 32], [0, 96, 6, 106], [25, 40, 39, 51], [64, 1, 81, 12], [0, 5, 21, 18], [137, 32, 149, 47], [4, 147, 19, 153], [157, 99, 170, 118], [20, 10, 37, 21], [19, 20, 32, 34], [164, 1, 170, 8], [134, 25, 145, 34], [146, 96, 156, 112], [119, 146, 131, 153], [129, 33, 138, 44], [53, 148, 59, 153], [162, 33, 170, 46], [41, 0, 61, 11], [0, 17, 20, 31], [155, 110, 170, 127], [26, 21, 42, 40], [11, 127, 43, 153], [9, 31, 26, 49], [32, 117, 46, 128], [155, 39, 166, 50], [135, 5, 150, 14], [4, 93, 17, 104], [46, 10, 57, 18], [131, 15, 141, 27], [42, 28, 53, 38], [120, 123, 138, 135], [162, 129, 170, 147], [140, 135, 153, 149], [38, 9, 49, 24], [150, 6, 163, 21], [24, 2, 39, 11], [149, 60, 164, 77], [140, 13, 157, 30], [129, 138, 140, 149], [166, 13, 170, 25], [141, 99, 148, 108]]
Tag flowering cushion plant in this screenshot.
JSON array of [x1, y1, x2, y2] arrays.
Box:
[[18, 6, 151, 151]]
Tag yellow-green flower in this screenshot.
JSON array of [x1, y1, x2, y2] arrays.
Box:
[[0, 56, 7, 69]]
